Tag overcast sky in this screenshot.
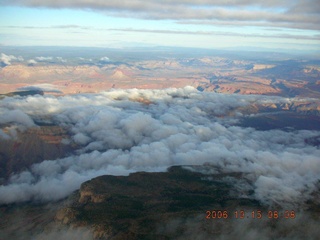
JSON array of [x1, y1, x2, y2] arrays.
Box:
[[0, 1, 319, 51]]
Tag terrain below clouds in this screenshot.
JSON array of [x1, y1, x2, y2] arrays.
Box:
[[1, 47, 320, 98], [0, 87, 319, 207], [0, 87, 319, 239]]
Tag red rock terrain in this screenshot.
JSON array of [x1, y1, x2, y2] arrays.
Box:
[[0, 126, 75, 181], [1, 57, 319, 98]]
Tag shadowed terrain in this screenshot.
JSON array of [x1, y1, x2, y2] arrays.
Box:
[[1, 166, 318, 240]]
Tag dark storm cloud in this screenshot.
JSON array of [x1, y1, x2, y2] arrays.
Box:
[[0, 0, 319, 30], [0, 87, 319, 207]]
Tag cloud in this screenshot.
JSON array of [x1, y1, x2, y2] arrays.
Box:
[[35, 56, 53, 62], [27, 59, 37, 65], [0, 108, 35, 139], [0, 220, 93, 240], [51, 24, 91, 30], [0, 53, 24, 66], [4, 25, 319, 43], [33, 56, 66, 63], [32, 227, 93, 240], [0, 109, 35, 127], [56, 57, 67, 63], [99, 56, 110, 63], [178, 20, 320, 31], [5, 24, 319, 42], [3, 25, 92, 31], [17, 84, 62, 93], [0, 87, 319, 207], [0, 130, 10, 139], [0, 53, 15, 65], [109, 28, 320, 41], [1, 0, 319, 30]]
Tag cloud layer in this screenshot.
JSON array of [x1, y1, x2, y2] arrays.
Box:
[[0, 87, 319, 207], [1, 0, 319, 30]]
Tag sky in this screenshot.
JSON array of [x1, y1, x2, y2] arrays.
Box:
[[0, 0, 319, 51]]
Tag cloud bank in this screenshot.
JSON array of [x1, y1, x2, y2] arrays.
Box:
[[1, 0, 319, 30], [0, 87, 319, 207]]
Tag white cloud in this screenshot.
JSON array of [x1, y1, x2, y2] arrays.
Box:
[[100, 56, 109, 62], [28, 59, 37, 65], [0, 87, 319, 207], [35, 56, 53, 61], [0, 53, 24, 66], [0, 109, 35, 127], [56, 57, 67, 63]]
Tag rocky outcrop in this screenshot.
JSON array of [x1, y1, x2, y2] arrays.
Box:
[[56, 166, 261, 239], [55, 207, 79, 224], [54, 166, 320, 239]]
